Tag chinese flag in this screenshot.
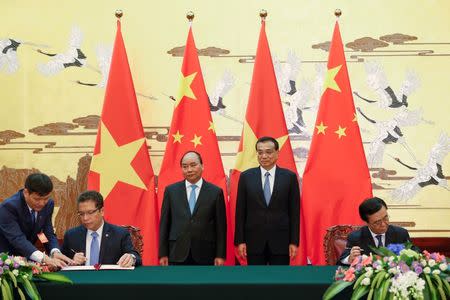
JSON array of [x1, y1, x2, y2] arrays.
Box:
[[299, 21, 372, 265], [87, 20, 159, 265], [157, 24, 234, 265], [229, 20, 299, 265]]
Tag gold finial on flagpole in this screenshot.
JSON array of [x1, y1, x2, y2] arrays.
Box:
[[260, 9, 268, 21], [115, 9, 123, 19], [186, 11, 195, 22], [334, 9, 342, 18]]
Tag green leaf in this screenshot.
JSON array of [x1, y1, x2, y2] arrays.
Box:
[[5, 270, 17, 288], [367, 287, 374, 300], [404, 240, 413, 249], [351, 285, 369, 300], [35, 272, 72, 284], [380, 277, 391, 300], [424, 274, 438, 300], [424, 282, 432, 300], [19, 276, 40, 300], [431, 274, 447, 300], [441, 277, 450, 296], [29, 280, 41, 300], [17, 287, 26, 300], [353, 274, 366, 290], [1, 278, 13, 300], [376, 271, 387, 289], [368, 245, 395, 257], [322, 280, 353, 300]]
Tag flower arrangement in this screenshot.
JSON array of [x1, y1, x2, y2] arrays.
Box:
[[0, 252, 72, 300], [323, 243, 450, 300]]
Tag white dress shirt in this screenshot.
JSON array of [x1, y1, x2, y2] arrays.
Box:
[[260, 166, 276, 193], [84, 222, 104, 265], [185, 178, 203, 203]]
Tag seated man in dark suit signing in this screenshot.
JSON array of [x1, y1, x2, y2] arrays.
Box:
[[0, 173, 72, 268], [159, 151, 227, 266], [62, 190, 141, 267], [340, 197, 415, 265]]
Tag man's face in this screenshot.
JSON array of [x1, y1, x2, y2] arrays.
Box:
[[181, 153, 203, 184], [256, 141, 279, 170], [23, 189, 51, 212], [77, 200, 104, 231], [366, 206, 389, 234]]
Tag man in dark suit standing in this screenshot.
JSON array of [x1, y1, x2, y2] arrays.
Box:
[[0, 173, 72, 267], [61, 190, 141, 267], [235, 136, 300, 265], [339, 197, 415, 265], [159, 151, 227, 266]]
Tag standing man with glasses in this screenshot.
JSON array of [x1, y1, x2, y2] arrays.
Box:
[[339, 197, 416, 265], [235, 136, 300, 265], [159, 151, 226, 266], [0, 173, 73, 268], [61, 190, 141, 267]]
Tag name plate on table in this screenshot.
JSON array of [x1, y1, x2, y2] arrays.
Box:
[[62, 265, 135, 271]]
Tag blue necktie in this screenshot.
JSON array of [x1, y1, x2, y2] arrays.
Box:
[[376, 235, 383, 248], [30, 210, 36, 227], [189, 185, 198, 214], [90, 232, 100, 265], [263, 172, 271, 206]]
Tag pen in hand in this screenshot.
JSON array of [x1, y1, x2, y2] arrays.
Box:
[[70, 249, 87, 265]]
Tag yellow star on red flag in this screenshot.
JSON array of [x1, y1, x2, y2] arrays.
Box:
[[323, 65, 342, 93], [175, 72, 197, 107], [90, 122, 147, 198], [190, 134, 202, 148]]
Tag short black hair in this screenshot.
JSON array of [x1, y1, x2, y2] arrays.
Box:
[[359, 197, 388, 222], [24, 173, 53, 196], [255, 136, 279, 151], [77, 190, 104, 209], [180, 151, 203, 166]]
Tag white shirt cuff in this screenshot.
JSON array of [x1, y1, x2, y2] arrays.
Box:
[[341, 255, 350, 265], [30, 250, 44, 263], [50, 248, 61, 257]]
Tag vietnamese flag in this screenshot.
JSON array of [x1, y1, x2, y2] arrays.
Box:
[[229, 19, 299, 265], [157, 23, 234, 265], [299, 20, 373, 265], [87, 19, 159, 265]]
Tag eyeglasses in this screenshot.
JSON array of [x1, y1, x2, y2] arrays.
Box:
[[370, 215, 389, 227], [77, 208, 100, 217]]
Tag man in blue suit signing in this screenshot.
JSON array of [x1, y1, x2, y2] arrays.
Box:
[[61, 190, 141, 267], [0, 173, 72, 267]]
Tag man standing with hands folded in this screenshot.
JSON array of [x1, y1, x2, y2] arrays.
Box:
[[159, 151, 227, 266], [235, 137, 300, 265], [62, 190, 141, 267]]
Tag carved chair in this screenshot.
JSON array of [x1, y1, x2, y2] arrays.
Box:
[[323, 224, 361, 265], [120, 225, 144, 257]]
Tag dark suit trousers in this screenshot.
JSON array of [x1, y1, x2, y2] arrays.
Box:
[[247, 243, 290, 265], [170, 250, 211, 266]]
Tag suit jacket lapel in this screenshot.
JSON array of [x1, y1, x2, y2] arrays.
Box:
[[255, 168, 268, 208], [79, 226, 87, 254], [19, 194, 34, 233], [177, 182, 191, 217], [385, 225, 394, 246], [99, 222, 110, 263], [192, 181, 209, 216], [269, 167, 281, 207], [362, 226, 376, 252]]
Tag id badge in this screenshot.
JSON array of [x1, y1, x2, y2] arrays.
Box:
[[37, 232, 49, 243]]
